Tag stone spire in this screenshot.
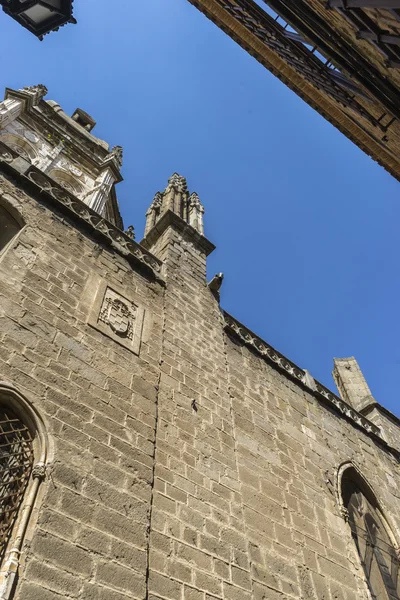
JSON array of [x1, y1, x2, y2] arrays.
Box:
[[332, 357, 377, 413], [144, 173, 205, 238]]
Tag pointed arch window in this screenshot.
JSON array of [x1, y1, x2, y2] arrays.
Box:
[[342, 468, 400, 600], [0, 204, 22, 254], [0, 409, 33, 563], [0, 383, 49, 598]]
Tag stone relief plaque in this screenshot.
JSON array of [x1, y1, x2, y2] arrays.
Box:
[[89, 282, 145, 354], [23, 130, 39, 144]]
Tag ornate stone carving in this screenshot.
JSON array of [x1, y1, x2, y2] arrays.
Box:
[[124, 225, 135, 239], [7, 143, 31, 162], [23, 84, 48, 97], [223, 311, 382, 439], [32, 462, 46, 480], [23, 130, 39, 144], [89, 283, 145, 354], [150, 192, 162, 211], [21, 165, 162, 277], [0, 146, 13, 163], [108, 145, 123, 169], [167, 172, 187, 193], [188, 192, 205, 235], [99, 289, 136, 339]]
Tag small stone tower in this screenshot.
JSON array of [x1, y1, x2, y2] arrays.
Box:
[[0, 84, 123, 226]]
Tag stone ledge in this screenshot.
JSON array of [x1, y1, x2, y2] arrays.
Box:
[[222, 311, 398, 451], [141, 210, 216, 257]]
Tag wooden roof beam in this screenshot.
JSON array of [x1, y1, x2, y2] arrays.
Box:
[[357, 29, 400, 45], [328, 0, 400, 7]]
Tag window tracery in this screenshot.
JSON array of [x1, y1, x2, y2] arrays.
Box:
[[48, 168, 83, 197], [0, 383, 49, 600], [342, 468, 400, 600], [0, 410, 33, 564], [0, 134, 37, 163]]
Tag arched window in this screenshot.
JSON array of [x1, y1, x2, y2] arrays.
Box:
[[0, 205, 22, 254], [0, 409, 33, 563], [341, 467, 400, 600], [0, 383, 49, 599]]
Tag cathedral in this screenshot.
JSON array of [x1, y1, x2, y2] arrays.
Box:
[[0, 84, 399, 600]]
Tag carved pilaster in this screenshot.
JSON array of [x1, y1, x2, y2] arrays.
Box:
[[32, 462, 47, 481]]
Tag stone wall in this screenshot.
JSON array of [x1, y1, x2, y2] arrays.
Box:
[[0, 170, 399, 600], [0, 173, 164, 599]]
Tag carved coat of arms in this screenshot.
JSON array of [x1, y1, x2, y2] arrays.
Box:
[[98, 292, 136, 340], [89, 282, 145, 355]]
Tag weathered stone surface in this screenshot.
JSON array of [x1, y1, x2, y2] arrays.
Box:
[[0, 159, 399, 600]]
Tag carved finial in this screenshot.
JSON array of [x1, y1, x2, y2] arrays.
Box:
[[188, 191, 205, 235], [22, 84, 48, 104], [109, 145, 123, 168], [188, 192, 204, 212], [167, 172, 187, 193], [145, 191, 164, 235], [124, 225, 135, 239], [151, 191, 162, 210]]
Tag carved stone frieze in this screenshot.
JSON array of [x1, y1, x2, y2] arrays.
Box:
[[223, 311, 382, 439], [0, 157, 162, 278]]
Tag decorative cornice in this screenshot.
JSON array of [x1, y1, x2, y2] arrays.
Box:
[[223, 311, 383, 440], [141, 209, 215, 256], [0, 142, 163, 280]]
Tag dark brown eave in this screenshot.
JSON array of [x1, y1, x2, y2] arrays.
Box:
[[223, 311, 400, 461], [0, 0, 75, 40], [187, 0, 400, 182], [141, 210, 216, 257], [261, 0, 400, 119]]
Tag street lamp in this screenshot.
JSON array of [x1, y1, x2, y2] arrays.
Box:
[[0, 0, 76, 40]]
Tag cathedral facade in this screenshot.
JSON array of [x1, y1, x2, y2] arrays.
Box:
[[0, 84, 399, 600]]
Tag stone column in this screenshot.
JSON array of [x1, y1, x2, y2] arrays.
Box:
[[333, 357, 376, 412]]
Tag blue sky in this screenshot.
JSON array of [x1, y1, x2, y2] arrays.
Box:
[[1, 0, 399, 416]]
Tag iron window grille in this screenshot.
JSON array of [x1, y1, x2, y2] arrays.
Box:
[[0, 410, 33, 564]]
